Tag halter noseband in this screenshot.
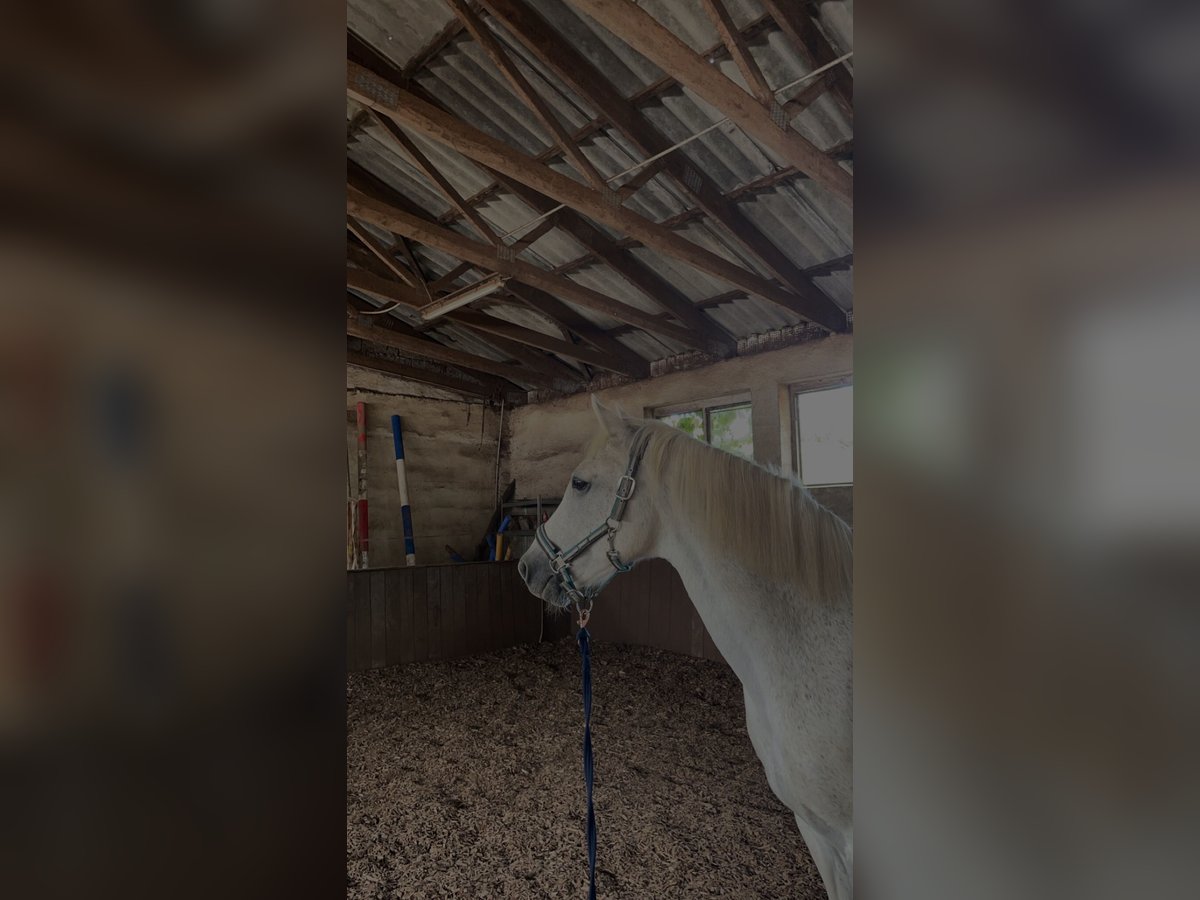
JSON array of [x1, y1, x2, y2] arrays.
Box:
[[535, 426, 651, 621]]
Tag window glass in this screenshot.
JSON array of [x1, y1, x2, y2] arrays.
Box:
[[708, 404, 754, 459], [794, 385, 853, 485], [655, 401, 754, 460], [657, 409, 704, 440]]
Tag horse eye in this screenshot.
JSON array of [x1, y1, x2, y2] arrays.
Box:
[[571, 476, 590, 492]]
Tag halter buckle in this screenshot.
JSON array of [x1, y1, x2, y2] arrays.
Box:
[[549, 554, 568, 574], [615, 474, 636, 501]]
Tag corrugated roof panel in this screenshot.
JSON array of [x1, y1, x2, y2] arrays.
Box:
[[348, 0, 456, 72], [348, 0, 853, 387]]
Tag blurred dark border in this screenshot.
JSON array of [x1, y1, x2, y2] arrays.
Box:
[[1, 4, 346, 899], [855, 1, 1200, 897]]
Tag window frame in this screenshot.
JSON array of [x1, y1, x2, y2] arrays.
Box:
[[789, 377, 853, 487], [650, 392, 753, 450]]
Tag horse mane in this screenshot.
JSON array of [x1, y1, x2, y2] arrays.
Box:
[[632, 420, 852, 605]]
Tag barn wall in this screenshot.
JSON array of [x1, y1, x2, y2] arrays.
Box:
[[347, 368, 503, 568], [347, 562, 538, 672], [502, 334, 854, 526]]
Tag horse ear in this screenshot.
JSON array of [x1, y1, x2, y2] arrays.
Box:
[[591, 394, 631, 438]]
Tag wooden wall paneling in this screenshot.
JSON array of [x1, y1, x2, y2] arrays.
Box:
[[400, 567, 416, 663], [480, 566, 494, 652], [384, 568, 401, 667], [441, 565, 459, 658], [412, 567, 429, 661], [648, 557, 671, 651], [371, 570, 388, 669], [346, 572, 356, 672], [688, 577, 707, 658], [426, 567, 443, 660], [354, 572, 372, 672], [665, 561, 692, 656], [502, 562, 518, 647], [464, 565, 481, 655]]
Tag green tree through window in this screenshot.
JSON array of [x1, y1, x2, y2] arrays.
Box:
[[655, 402, 754, 460]]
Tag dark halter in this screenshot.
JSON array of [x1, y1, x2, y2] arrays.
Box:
[[535, 426, 651, 622]]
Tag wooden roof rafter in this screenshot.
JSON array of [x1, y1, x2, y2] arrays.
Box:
[[347, 64, 848, 332], [347, 267, 648, 378], [560, 0, 850, 200], [472, 0, 846, 326], [443, 0, 609, 192]]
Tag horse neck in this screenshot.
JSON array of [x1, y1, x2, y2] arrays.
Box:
[[645, 478, 817, 683]]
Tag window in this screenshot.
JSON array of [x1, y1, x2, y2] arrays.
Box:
[[793, 383, 853, 486], [654, 398, 754, 459]]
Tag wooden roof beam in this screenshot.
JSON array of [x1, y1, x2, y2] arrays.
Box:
[[510, 285, 656, 374], [444, 0, 609, 192], [700, 0, 775, 106], [347, 217, 422, 289], [348, 347, 509, 399], [348, 313, 562, 390], [562, 0, 850, 201], [488, 170, 736, 356], [347, 268, 646, 378], [346, 66, 847, 332], [759, 0, 853, 121], [470, 0, 847, 325], [347, 179, 720, 346], [433, 13, 779, 227], [367, 110, 501, 246]]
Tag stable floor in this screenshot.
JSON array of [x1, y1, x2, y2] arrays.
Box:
[[347, 638, 822, 898]]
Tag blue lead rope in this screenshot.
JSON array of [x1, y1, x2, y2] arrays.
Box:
[[578, 625, 597, 899]]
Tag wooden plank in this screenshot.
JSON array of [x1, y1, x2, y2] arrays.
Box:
[[594, 567, 622, 645], [445, 0, 609, 191], [371, 570, 387, 669], [673, 566, 697, 656], [345, 69, 848, 332], [510, 286, 651, 375], [474, 564, 490, 653], [519, 564, 541, 643], [450, 564, 468, 658], [399, 567, 416, 664], [452, 309, 648, 377], [428, 12, 779, 230], [346, 184, 711, 349], [385, 569, 402, 667], [688, 583, 707, 658], [346, 572, 356, 672], [348, 217, 421, 287], [347, 315, 561, 389], [561, 0, 851, 201], [486, 172, 735, 356], [369, 109, 502, 246], [412, 567, 430, 661], [348, 273, 587, 382], [473, 0, 849, 317], [647, 558, 672, 651], [620, 563, 645, 647], [758, 0, 853, 119], [347, 349, 506, 400], [700, 0, 775, 105], [354, 572, 372, 672], [426, 567, 443, 660], [501, 561, 518, 647]]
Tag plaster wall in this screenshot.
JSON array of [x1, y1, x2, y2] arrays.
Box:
[[347, 368, 503, 567], [502, 334, 854, 525]]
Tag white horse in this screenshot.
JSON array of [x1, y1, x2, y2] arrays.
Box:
[[518, 397, 853, 900]]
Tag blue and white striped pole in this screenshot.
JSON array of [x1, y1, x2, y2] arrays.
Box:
[[391, 415, 416, 566]]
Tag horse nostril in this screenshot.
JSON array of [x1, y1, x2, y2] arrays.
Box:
[[518, 558, 529, 581]]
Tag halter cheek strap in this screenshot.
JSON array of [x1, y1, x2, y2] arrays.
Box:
[[535, 426, 651, 618]]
